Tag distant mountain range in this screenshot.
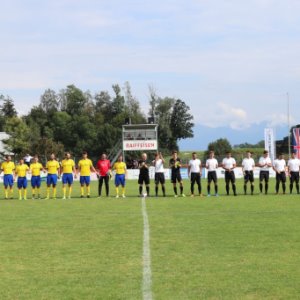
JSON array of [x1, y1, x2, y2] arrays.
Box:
[[179, 122, 288, 151]]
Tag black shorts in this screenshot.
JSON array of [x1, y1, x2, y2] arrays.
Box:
[[259, 171, 269, 182], [207, 171, 217, 184], [171, 172, 182, 184], [225, 171, 235, 183], [290, 171, 299, 184], [138, 175, 150, 185], [276, 172, 286, 183], [244, 171, 254, 183], [191, 172, 201, 183], [155, 173, 165, 185]]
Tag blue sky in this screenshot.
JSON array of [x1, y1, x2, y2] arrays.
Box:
[[1, 0, 300, 149]]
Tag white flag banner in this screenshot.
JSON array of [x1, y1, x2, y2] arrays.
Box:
[[264, 128, 276, 162]]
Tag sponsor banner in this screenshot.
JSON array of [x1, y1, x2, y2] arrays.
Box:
[[292, 127, 300, 159], [123, 140, 158, 151], [264, 128, 276, 162]]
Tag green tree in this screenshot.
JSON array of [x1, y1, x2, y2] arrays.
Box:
[[3, 117, 31, 158], [170, 99, 194, 141], [124, 81, 146, 124], [1, 96, 17, 118], [206, 138, 232, 158], [95, 90, 112, 121], [111, 84, 125, 117], [0, 95, 18, 131], [39, 89, 59, 114], [51, 111, 72, 144], [60, 85, 90, 116], [154, 97, 175, 151], [30, 137, 65, 163], [148, 85, 158, 119]]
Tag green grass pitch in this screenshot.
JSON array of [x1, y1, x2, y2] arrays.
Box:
[[0, 179, 300, 299]]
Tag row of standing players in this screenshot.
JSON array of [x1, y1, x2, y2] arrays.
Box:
[[1, 149, 299, 200], [133, 149, 300, 197]]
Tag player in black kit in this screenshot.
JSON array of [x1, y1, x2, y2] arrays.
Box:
[[138, 153, 150, 197], [169, 151, 185, 197]]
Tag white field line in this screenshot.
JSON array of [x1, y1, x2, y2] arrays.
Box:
[[142, 195, 153, 300]]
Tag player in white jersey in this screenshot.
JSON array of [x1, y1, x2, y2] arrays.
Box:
[[258, 150, 272, 194], [222, 151, 237, 196], [206, 151, 219, 196], [242, 151, 255, 195], [153, 152, 166, 197], [188, 152, 202, 197], [273, 153, 287, 194], [288, 151, 300, 194]]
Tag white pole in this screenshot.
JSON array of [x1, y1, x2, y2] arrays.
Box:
[[287, 93, 291, 158]]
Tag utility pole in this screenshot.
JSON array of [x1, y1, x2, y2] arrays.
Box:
[[287, 93, 291, 158]]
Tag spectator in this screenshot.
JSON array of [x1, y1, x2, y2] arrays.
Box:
[[24, 154, 33, 167]]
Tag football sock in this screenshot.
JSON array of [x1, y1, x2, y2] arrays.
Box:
[[174, 187, 177, 195], [146, 186, 149, 195], [68, 186, 72, 197], [87, 186, 90, 195], [80, 186, 84, 196], [63, 187, 66, 197], [53, 187, 57, 198], [139, 186, 142, 195], [265, 183, 268, 194], [122, 187, 125, 195]]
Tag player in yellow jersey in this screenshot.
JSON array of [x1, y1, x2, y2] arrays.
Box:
[[1, 155, 16, 199], [78, 151, 96, 198], [60, 152, 77, 199], [15, 158, 29, 200], [30, 156, 44, 199], [45, 153, 60, 199], [112, 154, 127, 198]]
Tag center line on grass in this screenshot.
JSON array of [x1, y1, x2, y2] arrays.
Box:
[[142, 195, 153, 300]]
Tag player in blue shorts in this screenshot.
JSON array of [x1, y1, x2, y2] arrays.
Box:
[[61, 152, 77, 199], [112, 155, 127, 198], [15, 159, 29, 200], [30, 156, 44, 199], [1, 155, 15, 199]]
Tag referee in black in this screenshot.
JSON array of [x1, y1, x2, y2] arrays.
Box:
[[138, 153, 150, 197]]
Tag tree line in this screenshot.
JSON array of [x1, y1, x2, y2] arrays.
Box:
[[0, 83, 194, 162]]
